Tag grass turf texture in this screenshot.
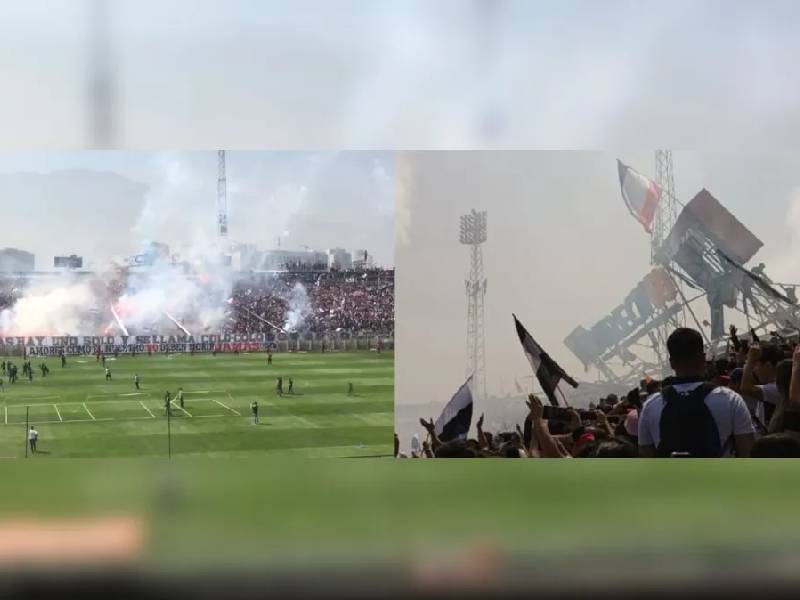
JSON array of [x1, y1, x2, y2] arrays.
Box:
[[0, 351, 393, 458], [3, 460, 800, 572]]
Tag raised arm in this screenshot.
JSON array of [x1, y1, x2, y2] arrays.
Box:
[[476, 413, 488, 449], [419, 418, 442, 452], [528, 394, 569, 458], [741, 343, 765, 402]]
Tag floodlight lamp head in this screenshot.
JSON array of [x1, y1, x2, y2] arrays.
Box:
[[459, 210, 487, 245]]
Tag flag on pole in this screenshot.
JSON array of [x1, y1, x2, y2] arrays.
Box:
[[435, 376, 474, 442], [513, 314, 579, 406], [617, 159, 662, 234]]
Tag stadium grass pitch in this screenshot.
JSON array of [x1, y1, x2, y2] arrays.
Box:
[[0, 351, 393, 458]]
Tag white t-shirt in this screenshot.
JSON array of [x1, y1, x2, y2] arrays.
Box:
[[639, 383, 754, 457], [758, 383, 780, 406], [28, 429, 38, 441]]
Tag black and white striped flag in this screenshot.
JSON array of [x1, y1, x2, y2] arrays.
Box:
[[435, 376, 474, 442], [513, 314, 579, 406]]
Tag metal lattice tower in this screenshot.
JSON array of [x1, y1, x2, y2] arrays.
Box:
[[653, 150, 684, 361], [652, 150, 679, 262], [460, 210, 487, 400], [217, 150, 228, 239]]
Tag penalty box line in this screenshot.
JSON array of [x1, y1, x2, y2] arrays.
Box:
[[1, 399, 244, 425], [139, 401, 156, 418], [170, 401, 192, 417], [216, 391, 242, 416]]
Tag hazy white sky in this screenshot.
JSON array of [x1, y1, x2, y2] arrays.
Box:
[[2, 0, 800, 148], [0, 151, 394, 268], [395, 151, 800, 442]]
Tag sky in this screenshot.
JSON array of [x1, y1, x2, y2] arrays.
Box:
[[394, 151, 800, 447], [2, 0, 800, 148], [0, 151, 395, 269]]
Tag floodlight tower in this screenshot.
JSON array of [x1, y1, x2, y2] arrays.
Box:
[[653, 149, 684, 360], [460, 210, 488, 401], [652, 150, 678, 263], [217, 150, 228, 239]]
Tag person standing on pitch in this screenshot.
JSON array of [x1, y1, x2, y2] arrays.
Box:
[[277, 377, 283, 396], [28, 426, 38, 453], [288, 378, 294, 395], [250, 400, 259, 424], [105, 367, 112, 381], [267, 349, 273, 365], [134, 374, 140, 390], [348, 382, 355, 396], [177, 387, 185, 408]]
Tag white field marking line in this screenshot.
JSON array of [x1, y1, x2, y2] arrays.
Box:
[[86, 392, 150, 400], [13, 397, 216, 409], [4, 406, 6, 425], [82, 403, 96, 420], [171, 401, 192, 417], [60, 416, 163, 424], [7, 412, 235, 426], [215, 396, 241, 416], [139, 401, 156, 418], [54, 404, 63, 422]]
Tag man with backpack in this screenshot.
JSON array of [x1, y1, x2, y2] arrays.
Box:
[[638, 328, 755, 458]]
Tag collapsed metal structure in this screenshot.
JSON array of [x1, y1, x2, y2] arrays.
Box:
[[565, 181, 800, 387]]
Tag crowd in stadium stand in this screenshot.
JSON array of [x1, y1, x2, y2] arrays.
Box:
[[226, 269, 394, 335], [0, 268, 394, 337], [400, 326, 800, 459], [280, 261, 330, 272], [0, 279, 17, 312]]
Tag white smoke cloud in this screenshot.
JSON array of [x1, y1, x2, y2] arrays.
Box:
[[1, 153, 235, 337], [0, 277, 99, 336], [763, 186, 800, 283], [394, 153, 414, 246], [283, 282, 312, 332]]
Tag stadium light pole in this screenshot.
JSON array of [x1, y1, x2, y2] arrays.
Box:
[[459, 209, 488, 402], [167, 403, 172, 459], [24, 406, 29, 459]]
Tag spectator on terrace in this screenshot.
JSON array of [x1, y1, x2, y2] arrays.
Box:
[[638, 328, 755, 458]]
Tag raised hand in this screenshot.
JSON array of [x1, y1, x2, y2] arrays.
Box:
[[419, 417, 436, 433], [527, 393, 544, 420], [747, 343, 762, 364]]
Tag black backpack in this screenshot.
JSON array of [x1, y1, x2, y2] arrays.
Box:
[[657, 384, 724, 458]]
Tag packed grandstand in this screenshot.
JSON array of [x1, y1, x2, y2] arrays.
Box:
[[0, 267, 394, 346]]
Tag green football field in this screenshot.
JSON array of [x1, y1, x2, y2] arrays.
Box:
[[0, 351, 393, 458]]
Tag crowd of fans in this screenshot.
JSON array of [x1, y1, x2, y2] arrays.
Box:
[[226, 269, 394, 335], [1, 269, 394, 337], [402, 325, 800, 458], [279, 261, 330, 272], [0, 277, 20, 312]]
